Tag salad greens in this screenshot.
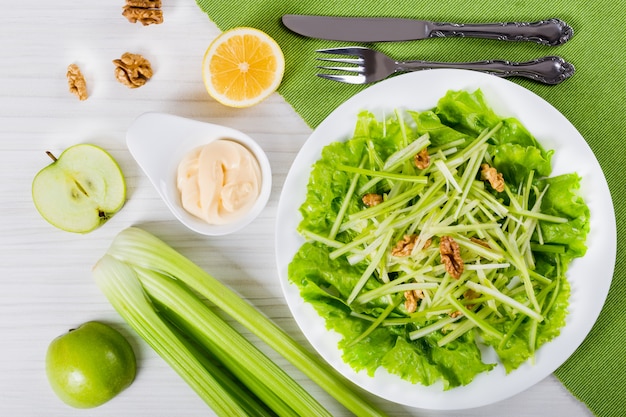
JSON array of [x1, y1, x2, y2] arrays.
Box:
[[288, 89, 590, 389]]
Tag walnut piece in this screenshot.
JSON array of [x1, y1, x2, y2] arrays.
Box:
[[122, 6, 163, 25], [362, 193, 383, 207], [463, 289, 480, 309], [392, 235, 417, 257], [113, 53, 153, 88], [480, 163, 505, 193], [404, 289, 424, 313], [391, 235, 432, 257], [414, 148, 430, 169], [464, 289, 480, 301], [470, 237, 490, 248], [67, 64, 88, 101], [122, 0, 163, 26], [439, 236, 464, 279], [126, 0, 161, 6]]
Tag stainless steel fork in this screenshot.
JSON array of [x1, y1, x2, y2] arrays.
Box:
[[317, 47, 574, 85]]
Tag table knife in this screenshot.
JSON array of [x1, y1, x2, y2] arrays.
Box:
[[281, 14, 573, 46]]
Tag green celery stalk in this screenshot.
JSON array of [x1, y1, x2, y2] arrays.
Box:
[[329, 231, 376, 260], [530, 242, 566, 254], [167, 322, 278, 417], [346, 230, 394, 304], [329, 157, 365, 239], [92, 255, 250, 417], [508, 208, 568, 223], [300, 229, 343, 249], [453, 144, 488, 219], [135, 267, 322, 417], [409, 315, 460, 340], [382, 133, 430, 171], [106, 227, 387, 417], [346, 186, 419, 222], [446, 295, 503, 340], [465, 281, 543, 322], [348, 299, 400, 347], [356, 280, 438, 305], [434, 159, 462, 192], [437, 307, 493, 347], [337, 164, 428, 183]]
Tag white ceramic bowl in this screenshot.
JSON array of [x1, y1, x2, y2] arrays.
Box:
[[126, 112, 272, 236]]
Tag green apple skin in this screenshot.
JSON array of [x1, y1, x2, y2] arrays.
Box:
[[46, 321, 137, 409], [32, 144, 126, 233]]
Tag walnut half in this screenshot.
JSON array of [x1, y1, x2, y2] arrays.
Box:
[[391, 234, 432, 257], [113, 53, 153, 89], [126, 0, 161, 6], [404, 289, 424, 313], [362, 193, 383, 207], [439, 236, 464, 279], [122, 0, 163, 26], [414, 148, 430, 169], [67, 64, 88, 101], [480, 163, 505, 193], [392, 235, 417, 257]]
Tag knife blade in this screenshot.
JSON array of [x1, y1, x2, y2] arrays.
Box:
[[281, 14, 573, 46]]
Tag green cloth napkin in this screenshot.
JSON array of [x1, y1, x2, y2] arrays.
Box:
[[196, 0, 625, 415]]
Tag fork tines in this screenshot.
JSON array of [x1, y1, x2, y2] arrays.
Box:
[[316, 47, 367, 83], [317, 73, 367, 84]]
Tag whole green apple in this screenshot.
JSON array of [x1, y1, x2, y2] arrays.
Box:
[[46, 321, 137, 408], [32, 144, 126, 233]]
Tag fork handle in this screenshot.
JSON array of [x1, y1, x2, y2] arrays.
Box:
[[395, 56, 574, 85], [427, 19, 573, 46]]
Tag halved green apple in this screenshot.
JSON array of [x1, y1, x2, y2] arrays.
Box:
[[32, 144, 126, 233]]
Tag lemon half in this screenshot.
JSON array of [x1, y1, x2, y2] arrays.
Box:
[[202, 27, 285, 108]]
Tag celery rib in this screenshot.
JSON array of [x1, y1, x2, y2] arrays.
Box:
[[409, 315, 460, 340], [382, 133, 430, 171], [136, 267, 325, 417], [337, 164, 428, 183], [106, 227, 387, 417], [167, 322, 278, 417], [446, 295, 502, 340], [329, 157, 365, 239], [465, 281, 543, 322], [348, 300, 400, 347], [93, 256, 251, 417]]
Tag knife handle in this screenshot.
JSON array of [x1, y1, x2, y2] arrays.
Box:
[[396, 56, 575, 85], [426, 19, 573, 46]]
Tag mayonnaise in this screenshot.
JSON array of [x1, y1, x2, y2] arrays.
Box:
[[176, 140, 262, 225]]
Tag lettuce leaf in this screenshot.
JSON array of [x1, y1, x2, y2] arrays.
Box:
[[537, 173, 590, 260], [433, 89, 501, 135], [491, 143, 552, 188], [408, 110, 469, 148]]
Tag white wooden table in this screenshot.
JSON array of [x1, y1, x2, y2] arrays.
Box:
[[0, 2, 594, 416]]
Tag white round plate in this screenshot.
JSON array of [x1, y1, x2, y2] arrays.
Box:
[[275, 69, 616, 410]]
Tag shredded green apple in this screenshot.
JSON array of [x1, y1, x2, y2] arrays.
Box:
[[288, 89, 590, 389]]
